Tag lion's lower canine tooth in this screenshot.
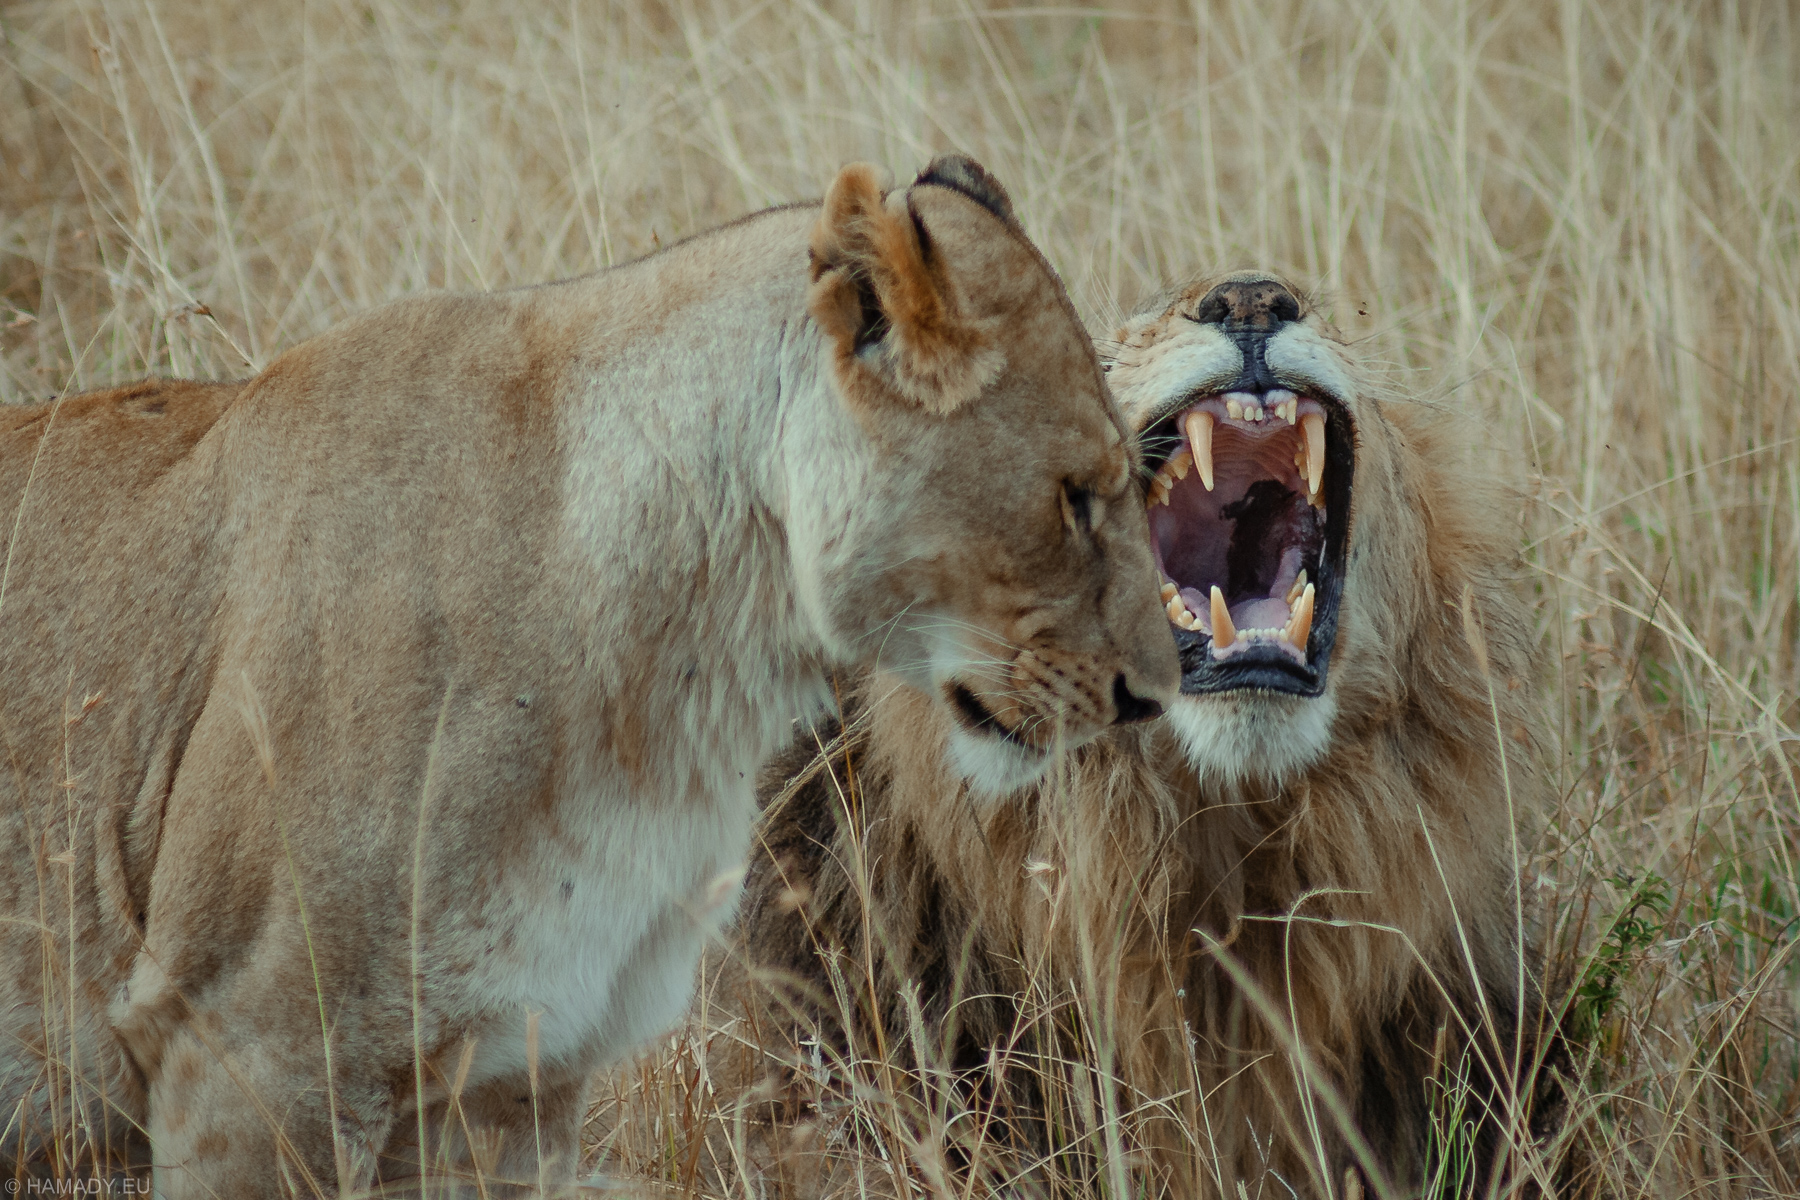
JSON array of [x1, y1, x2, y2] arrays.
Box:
[[1209, 586, 1236, 649], [1287, 582, 1315, 649], [1185, 411, 1215, 492], [1301, 412, 1325, 498], [1285, 569, 1308, 606]]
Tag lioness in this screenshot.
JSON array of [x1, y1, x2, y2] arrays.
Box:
[[0, 156, 1178, 1196], [710, 274, 1560, 1199]]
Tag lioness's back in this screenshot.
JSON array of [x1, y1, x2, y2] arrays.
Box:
[[2, 377, 241, 489]]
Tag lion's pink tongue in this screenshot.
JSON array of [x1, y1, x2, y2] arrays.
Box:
[[1231, 597, 1292, 630], [1181, 589, 1289, 636]]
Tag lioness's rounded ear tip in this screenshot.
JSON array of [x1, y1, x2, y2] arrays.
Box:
[[912, 153, 1015, 225], [815, 163, 895, 268], [824, 162, 891, 211]]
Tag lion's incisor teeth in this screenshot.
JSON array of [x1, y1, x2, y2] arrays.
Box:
[[1161, 581, 1178, 602], [1301, 412, 1325, 499], [1285, 582, 1315, 649], [1166, 594, 1186, 623], [1209, 586, 1236, 649], [1185, 410, 1215, 492], [1225, 397, 1244, 421]]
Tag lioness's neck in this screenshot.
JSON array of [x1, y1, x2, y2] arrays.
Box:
[[544, 207, 848, 800]]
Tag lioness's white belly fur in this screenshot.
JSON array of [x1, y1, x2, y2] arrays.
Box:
[[449, 777, 758, 1084]]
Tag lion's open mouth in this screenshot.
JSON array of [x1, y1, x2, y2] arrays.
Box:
[[1141, 387, 1353, 697]]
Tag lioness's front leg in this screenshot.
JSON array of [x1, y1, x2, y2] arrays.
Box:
[[138, 983, 593, 1198], [374, 1069, 588, 1198], [142, 1007, 392, 1199]]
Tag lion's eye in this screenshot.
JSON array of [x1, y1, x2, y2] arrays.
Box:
[[1062, 482, 1100, 533]]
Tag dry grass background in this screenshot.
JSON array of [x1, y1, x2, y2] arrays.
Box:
[[3, 0, 1797, 1195]]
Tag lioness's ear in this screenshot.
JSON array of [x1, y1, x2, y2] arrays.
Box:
[[913, 153, 1015, 225], [808, 160, 1005, 415]]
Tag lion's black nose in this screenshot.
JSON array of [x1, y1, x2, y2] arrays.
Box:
[[1112, 674, 1163, 725], [1193, 277, 1301, 330]]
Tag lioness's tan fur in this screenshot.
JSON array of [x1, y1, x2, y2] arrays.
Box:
[[0, 158, 1178, 1195], [706, 276, 1560, 1199]]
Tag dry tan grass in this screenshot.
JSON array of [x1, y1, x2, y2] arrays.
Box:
[[3, 0, 1797, 1195]]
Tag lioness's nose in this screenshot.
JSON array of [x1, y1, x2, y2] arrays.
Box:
[[1111, 675, 1163, 725]]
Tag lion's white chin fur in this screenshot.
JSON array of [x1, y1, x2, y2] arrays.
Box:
[[947, 729, 1053, 797], [1165, 689, 1337, 786]]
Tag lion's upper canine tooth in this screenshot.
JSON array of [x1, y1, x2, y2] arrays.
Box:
[[1301, 411, 1325, 499], [1209, 586, 1236, 649], [1285, 582, 1316, 649], [1184, 410, 1215, 492]]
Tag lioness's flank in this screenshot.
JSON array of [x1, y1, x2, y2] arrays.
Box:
[[0, 156, 1178, 1196], [713, 274, 1562, 1199]]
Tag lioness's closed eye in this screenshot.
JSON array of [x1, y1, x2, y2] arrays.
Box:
[[0, 155, 1177, 1196]]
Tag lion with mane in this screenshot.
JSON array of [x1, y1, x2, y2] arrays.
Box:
[[703, 273, 1562, 1199]]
